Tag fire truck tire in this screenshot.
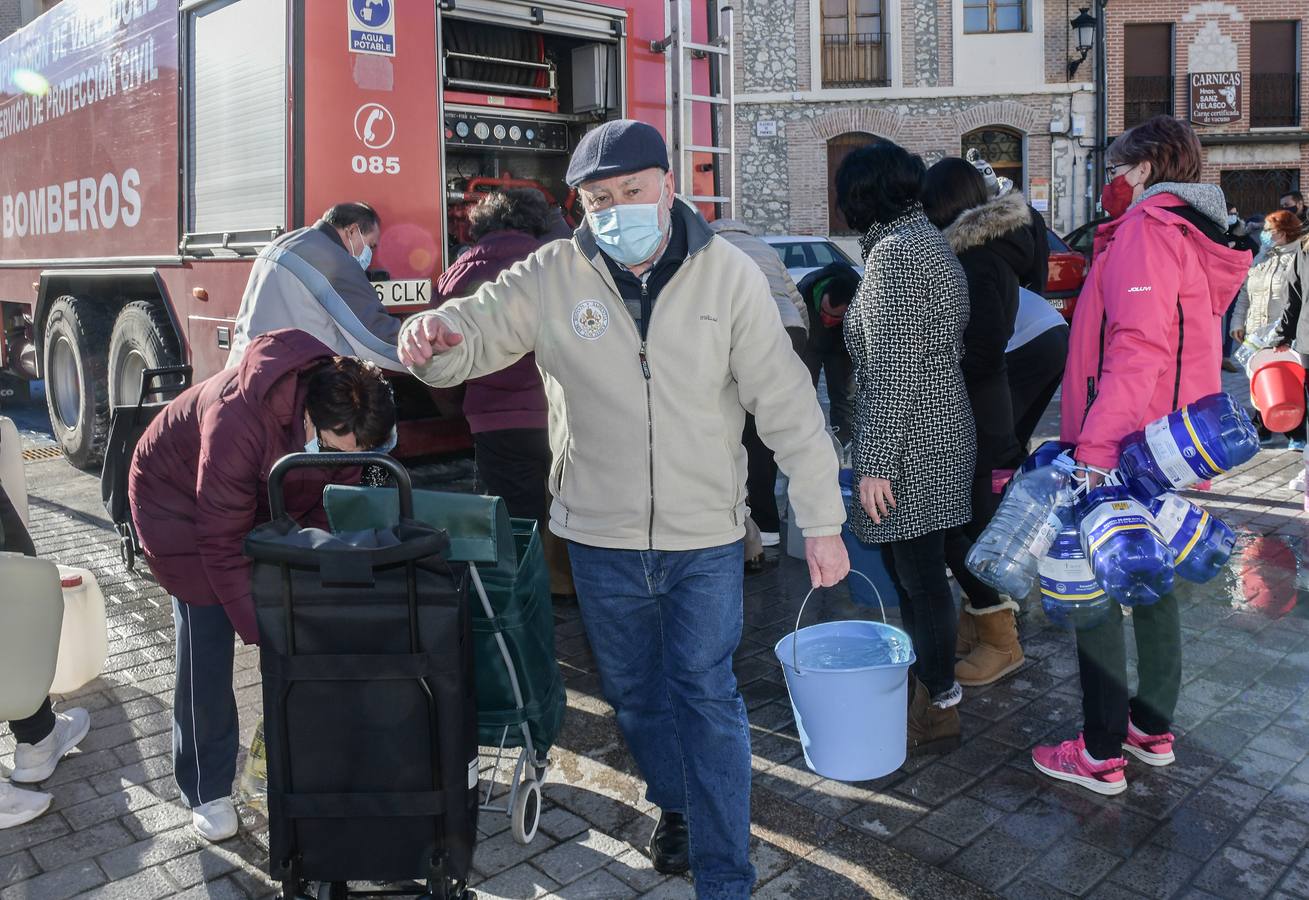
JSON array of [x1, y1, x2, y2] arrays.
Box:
[[108, 301, 182, 408], [42, 295, 112, 470]]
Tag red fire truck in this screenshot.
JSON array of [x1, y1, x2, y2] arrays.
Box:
[[0, 0, 734, 466]]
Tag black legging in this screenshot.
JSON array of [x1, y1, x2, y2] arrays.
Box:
[[1, 483, 56, 745], [1007, 325, 1070, 455], [880, 530, 956, 697]]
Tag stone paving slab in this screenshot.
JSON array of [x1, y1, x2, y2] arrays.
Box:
[[3, 370, 1309, 898]]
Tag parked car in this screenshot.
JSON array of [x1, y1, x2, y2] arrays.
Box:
[[1062, 217, 1110, 262], [1045, 228, 1089, 320], [760, 235, 865, 283]]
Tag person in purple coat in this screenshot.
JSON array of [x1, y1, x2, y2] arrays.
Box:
[[436, 189, 575, 598]]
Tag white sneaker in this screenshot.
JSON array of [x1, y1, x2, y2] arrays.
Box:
[[192, 797, 239, 842], [759, 531, 781, 548], [0, 780, 52, 829], [1289, 470, 1307, 492], [10, 708, 91, 784]]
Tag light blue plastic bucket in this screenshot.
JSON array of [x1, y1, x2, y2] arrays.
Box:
[[774, 571, 915, 782]]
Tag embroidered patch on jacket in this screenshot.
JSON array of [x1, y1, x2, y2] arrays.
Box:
[[572, 300, 609, 340]]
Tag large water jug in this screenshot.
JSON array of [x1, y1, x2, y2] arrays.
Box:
[[1039, 507, 1112, 630], [966, 457, 1074, 597], [1233, 322, 1278, 372], [0, 415, 27, 526], [1079, 485, 1174, 606], [49, 566, 108, 695], [0, 553, 63, 722], [1147, 494, 1236, 584], [1118, 393, 1259, 502]]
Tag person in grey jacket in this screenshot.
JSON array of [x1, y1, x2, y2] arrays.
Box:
[[709, 218, 811, 549], [227, 202, 403, 371], [840, 141, 975, 755]]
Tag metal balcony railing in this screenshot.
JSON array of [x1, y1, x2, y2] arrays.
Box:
[[1123, 75, 1174, 129], [1251, 72, 1301, 128], [821, 33, 890, 88]]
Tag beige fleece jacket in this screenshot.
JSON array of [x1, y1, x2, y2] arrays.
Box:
[[400, 207, 845, 551]]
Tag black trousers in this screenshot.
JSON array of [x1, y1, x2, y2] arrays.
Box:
[[1, 482, 56, 745], [1075, 597, 1181, 760], [1007, 325, 1070, 456], [880, 530, 957, 697], [804, 319, 855, 442], [474, 428, 552, 525], [943, 468, 1003, 609], [742, 415, 780, 533]]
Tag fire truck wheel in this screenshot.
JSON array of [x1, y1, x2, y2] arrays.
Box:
[[108, 301, 182, 408], [42, 295, 113, 470]]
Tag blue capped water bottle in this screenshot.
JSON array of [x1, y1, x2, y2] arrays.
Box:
[[1040, 513, 1112, 630], [1147, 494, 1236, 584], [1118, 393, 1259, 502], [1079, 484, 1175, 606], [1021, 440, 1076, 475], [967, 456, 1075, 598]]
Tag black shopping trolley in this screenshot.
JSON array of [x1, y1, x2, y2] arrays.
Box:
[[100, 365, 191, 570], [246, 454, 479, 900], [324, 485, 565, 845]]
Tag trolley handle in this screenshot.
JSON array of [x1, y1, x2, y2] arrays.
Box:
[[136, 365, 193, 411], [268, 452, 412, 520]]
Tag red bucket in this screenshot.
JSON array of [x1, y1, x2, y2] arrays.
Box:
[[1251, 352, 1306, 433]]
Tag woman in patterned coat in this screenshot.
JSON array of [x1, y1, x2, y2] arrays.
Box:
[[837, 141, 976, 755]]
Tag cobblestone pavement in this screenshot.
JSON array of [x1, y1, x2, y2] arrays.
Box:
[[3, 369, 1309, 899]]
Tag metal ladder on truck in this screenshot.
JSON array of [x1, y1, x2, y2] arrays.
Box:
[[653, 0, 735, 220]]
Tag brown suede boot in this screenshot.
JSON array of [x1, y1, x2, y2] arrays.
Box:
[[906, 677, 962, 756], [956, 602, 978, 656], [955, 600, 1024, 687]]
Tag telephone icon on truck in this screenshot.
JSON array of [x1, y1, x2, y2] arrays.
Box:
[[353, 103, 395, 150]]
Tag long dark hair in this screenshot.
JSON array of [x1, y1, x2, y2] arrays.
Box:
[[835, 141, 926, 234], [921, 158, 990, 230]]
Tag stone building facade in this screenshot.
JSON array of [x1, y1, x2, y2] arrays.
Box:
[[733, 0, 1100, 242], [1105, 1, 1309, 219]]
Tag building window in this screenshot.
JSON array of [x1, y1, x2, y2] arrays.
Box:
[[1221, 169, 1299, 219], [1251, 22, 1300, 129], [1123, 24, 1173, 129], [961, 127, 1024, 191], [962, 0, 1027, 35], [828, 132, 882, 234], [821, 0, 889, 88]]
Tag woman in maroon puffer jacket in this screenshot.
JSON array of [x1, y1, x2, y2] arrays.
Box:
[[437, 188, 575, 598], [128, 328, 395, 842]]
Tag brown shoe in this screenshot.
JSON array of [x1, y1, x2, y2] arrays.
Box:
[[906, 677, 962, 756], [956, 601, 978, 657], [955, 601, 1025, 687]]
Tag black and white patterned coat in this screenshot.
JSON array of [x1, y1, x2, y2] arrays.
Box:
[[844, 206, 976, 543]]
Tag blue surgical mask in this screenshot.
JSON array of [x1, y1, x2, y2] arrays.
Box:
[[348, 228, 372, 270], [587, 184, 668, 266], [1261, 230, 1275, 247], [304, 434, 321, 453]]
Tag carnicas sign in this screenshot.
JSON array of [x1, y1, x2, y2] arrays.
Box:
[[1189, 71, 1242, 126]]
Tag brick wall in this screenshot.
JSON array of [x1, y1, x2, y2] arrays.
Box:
[[0, 0, 22, 41], [1043, 0, 1074, 85]]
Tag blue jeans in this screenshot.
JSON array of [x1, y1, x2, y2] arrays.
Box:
[[567, 541, 755, 900]]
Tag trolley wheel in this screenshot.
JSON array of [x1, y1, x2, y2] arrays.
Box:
[[315, 882, 348, 900], [119, 530, 135, 571], [510, 778, 541, 844]]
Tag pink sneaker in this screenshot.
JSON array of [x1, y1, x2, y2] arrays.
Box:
[[1122, 720, 1175, 766], [1032, 734, 1127, 796]]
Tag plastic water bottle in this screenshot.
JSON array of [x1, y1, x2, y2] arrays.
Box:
[[1233, 323, 1279, 372], [1040, 511, 1112, 630], [1147, 494, 1235, 584], [1118, 393, 1260, 502], [239, 718, 268, 815], [1079, 485, 1175, 606], [966, 458, 1074, 597]]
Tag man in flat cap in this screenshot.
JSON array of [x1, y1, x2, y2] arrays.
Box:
[[399, 120, 847, 899]]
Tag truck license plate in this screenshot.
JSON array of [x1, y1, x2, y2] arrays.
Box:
[[374, 280, 431, 308]]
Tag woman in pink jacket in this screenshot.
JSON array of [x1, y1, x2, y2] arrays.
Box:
[[1032, 116, 1251, 796]]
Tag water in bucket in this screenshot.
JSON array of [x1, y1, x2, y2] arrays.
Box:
[[775, 572, 915, 782]]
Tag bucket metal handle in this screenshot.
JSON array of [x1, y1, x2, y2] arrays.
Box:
[[789, 569, 886, 676]]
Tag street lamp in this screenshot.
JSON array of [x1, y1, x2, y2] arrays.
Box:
[[1067, 7, 1097, 79]]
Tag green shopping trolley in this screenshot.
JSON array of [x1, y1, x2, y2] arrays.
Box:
[[324, 486, 566, 845]]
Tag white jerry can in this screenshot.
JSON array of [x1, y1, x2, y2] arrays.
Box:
[[0, 415, 27, 526], [0, 553, 63, 721], [49, 566, 108, 695]]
